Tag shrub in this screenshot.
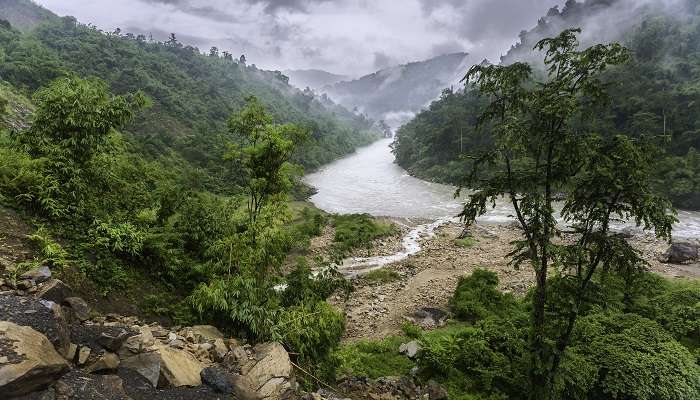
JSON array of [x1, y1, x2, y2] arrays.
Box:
[[279, 301, 345, 384], [418, 319, 528, 398], [331, 214, 398, 255], [559, 312, 700, 400], [450, 269, 520, 322], [334, 336, 415, 379], [648, 280, 700, 344], [26, 226, 69, 269]]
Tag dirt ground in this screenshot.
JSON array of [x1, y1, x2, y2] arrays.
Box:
[[325, 220, 700, 341]]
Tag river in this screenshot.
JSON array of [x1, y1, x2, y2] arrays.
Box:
[[305, 138, 700, 239]]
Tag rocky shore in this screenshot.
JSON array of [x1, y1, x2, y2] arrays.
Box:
[[331, 220, 700, 340]]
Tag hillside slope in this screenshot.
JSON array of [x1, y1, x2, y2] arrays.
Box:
[[393, 0, 700, 210], [0, 3, 378, 179], [284, 69, 350, 90], [323, 52, 469, 128]]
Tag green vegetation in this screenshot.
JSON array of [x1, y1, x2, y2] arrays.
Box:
[[333, 269, 700, 400], [461, 28, 676, 398], [454, 237, 476, 248], [334, 336, 415, 379], [363, 268, 401, 284], [331, 214, 398, 256], [394, 1, 700, 210]]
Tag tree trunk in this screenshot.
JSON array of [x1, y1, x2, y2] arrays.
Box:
[[529, 266, 549, 400]]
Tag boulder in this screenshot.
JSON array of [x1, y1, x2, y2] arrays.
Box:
[[98, 329, 132, 352], [86, 352, 120, 373], [0, 321, 69, 396], [56, 371, 131, 400], [118, 326, 155, 358], [239, 342, 293, 399], [664, 242, 699, 264], [201, 366, 236, 394], [20, 266, 52, 284], [121, 352, 161, 388], [213, 338, 228, 361], [62, 297, 91, 322], [398, 340, 421, 358], [36, 279, 71, 304], [405, 308, 449, 329], [157, 344, 204, 387], [78, 346, 91, 365], [191, 325, 224, 342]]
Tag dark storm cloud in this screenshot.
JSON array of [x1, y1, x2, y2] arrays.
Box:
[[36, 0, 572, 75], [244, 0, 334, 14], [140, 0, 240, 22]]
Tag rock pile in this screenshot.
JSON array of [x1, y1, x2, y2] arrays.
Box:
[[0, 267, 297, 399]]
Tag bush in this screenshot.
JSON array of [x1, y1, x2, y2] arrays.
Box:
[[450, 269, 520, 322], [331, 214, 398, 255], [279, 301, 345, 384], [334, 336, 415, 379], [418, 319, 528, 398], [648, 280, 700, 344], [560, 312, 700, 400]]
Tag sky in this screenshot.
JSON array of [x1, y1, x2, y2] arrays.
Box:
[[34, 0, 567, 76]]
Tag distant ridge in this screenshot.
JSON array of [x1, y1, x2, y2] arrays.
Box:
[[322, 52, 469, 126]]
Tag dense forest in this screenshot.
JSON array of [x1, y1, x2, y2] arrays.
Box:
[[0, 0, 385, 383], [394, 0, 700, 210]]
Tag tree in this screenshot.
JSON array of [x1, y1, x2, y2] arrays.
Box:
[[226, 96, 307, 228], [209, 46, 219, 58], [25, 76, 148, 165], [460, 29, 676, 399], [239, 54, 247, 65]]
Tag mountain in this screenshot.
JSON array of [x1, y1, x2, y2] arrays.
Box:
[[284, 69, 350, 90], [0, 0, 56, 32], [393, 0, 700, 210], [322, 52, 469, 129], [0, 4, 379, 177]]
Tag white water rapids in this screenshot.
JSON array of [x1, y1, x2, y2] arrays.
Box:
[[304, 139, 700, 274]]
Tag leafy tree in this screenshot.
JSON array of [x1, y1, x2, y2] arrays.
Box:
[[226, 95, 307, 227], [23, 76, 148, 164], [460, 29, 676, 399]]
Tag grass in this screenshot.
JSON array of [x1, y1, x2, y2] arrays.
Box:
[[363, 268, 401, 284], [454, 236, 476, 248], [331, 214, 399, 255], [334, 336, 415, 379]]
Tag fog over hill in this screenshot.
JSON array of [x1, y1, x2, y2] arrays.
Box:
[[321, 52, 470, 129]]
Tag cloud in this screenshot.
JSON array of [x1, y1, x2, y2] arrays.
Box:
[[35, 0, 569, 75]]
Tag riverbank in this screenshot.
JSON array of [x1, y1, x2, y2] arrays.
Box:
[[328, 219, 700, 341]]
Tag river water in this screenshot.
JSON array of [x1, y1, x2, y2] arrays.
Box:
[[304, 139, 699, 273]]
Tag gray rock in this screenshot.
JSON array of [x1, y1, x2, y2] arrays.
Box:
[[201, 366, 236, 394], [398, 340, 421, 358], [98, 329, 132, 352], [86, 353, 120, 373], [36, 279, 72, 303], [121, 353, 161, 388], [62, 297, 91, 322], [664, 242, 699, 264], [427, 380, 448, 400], [21, 266, 52, 284]]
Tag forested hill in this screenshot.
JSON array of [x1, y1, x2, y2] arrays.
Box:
[[0, 1, 378, 179], [322, 52, 469, 127], [394, 0, 700, 210]]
